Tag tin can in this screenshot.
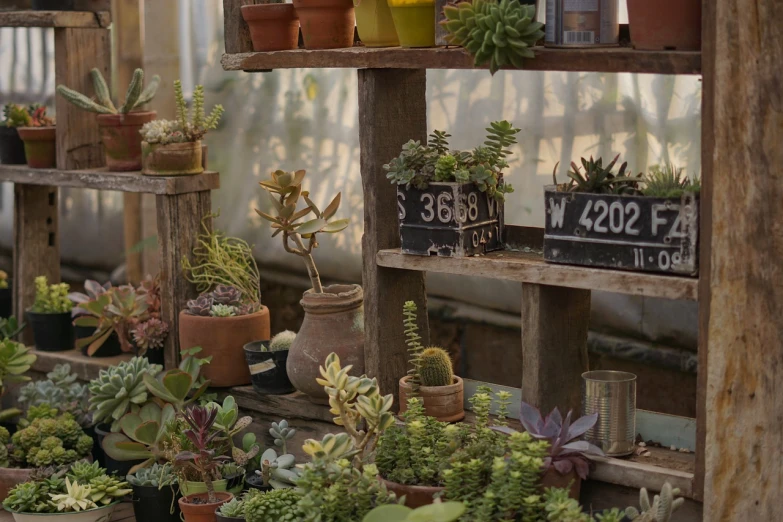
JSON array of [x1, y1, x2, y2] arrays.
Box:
[[545, 0, 619, 47], [582, 370, 636, 457]]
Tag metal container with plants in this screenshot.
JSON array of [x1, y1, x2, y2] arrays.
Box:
[[0, 104, 36, 165], [544, 160, 701, 275], [385, 121, 519, 257], [243, 331, 297, 396], [57, 68, 160, 171], [17, 107, 55, 169], [26, 276, 74, 352]]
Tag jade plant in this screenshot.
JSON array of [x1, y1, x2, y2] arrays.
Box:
[[6, 412, 93, 468], [57, 68, 159, 115], [0, 339, 36, 422], [140, 80, 224, 145], [266, 330, 296, 352], [554, 154, 642, 195], [244, 488, 304, 522], [363, 501, 466, 522], [30, 276, 72, 313], [642, 164, 701, 198]]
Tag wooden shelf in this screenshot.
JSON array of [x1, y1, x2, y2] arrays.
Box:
[[377, 248, 698, 301], [222, 46, 701, 75], [589, 447, 696, 499], [0, 10, 110, 28], [30, 348, 132, 381], [0, 165, 220, 195]]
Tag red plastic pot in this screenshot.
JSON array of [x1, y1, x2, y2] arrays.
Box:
[[627, 0, 701, 51], [96, 111, 156, 171]]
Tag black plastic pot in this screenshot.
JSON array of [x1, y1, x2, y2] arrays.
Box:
[[74, 324, 123, 357], [26, 310, 73, 352], [32, 0, 75, 9], [216, 513, 245, 522], [94, 423, 143, 477], [131, 483, 182, 522], [244, 474, 273, 493], [243, 341, 295, 395], [83, 424, 103, 467], [0, 127, 26, 165], [144, 348, 165, 366], [0, 284, 11, 320]]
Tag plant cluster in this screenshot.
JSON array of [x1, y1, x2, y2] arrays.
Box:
[[185, 284, 260, 318], [255, 169, 349, 294], [385, 122, 520, 201], [31, 276, 72, 314], [18, 363, 90, 427], [266, 330, 296, 352], [140, 80, 223, 144], [244, 488, 304, 522], [87, 356, 163, 430], [543, 487, 625, 522], [5, 412, 93, 468], [126, 462, 178, 488], [26, 106, 54, 127], [254, 420, 299, 489], [641, 164, 701, 198], [3, 104, 33, 128], [57, 68, 159, 115], [626, 483, 684, 522]]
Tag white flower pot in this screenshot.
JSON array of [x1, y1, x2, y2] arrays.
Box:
[[6, 501, 119, 522]]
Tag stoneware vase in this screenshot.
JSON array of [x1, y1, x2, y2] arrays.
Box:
[[398, 375, 465, 422], [241, 4, 300, 51], [627, 0, 701, 51], [287, 284, 364, 402], [96, 111, 156, 171], [380, 478, 444, 508], [18, 126, 56, 169], [292, 0, 356, 49], [179, 492, 232, 522], [142, 140, 203, 176]]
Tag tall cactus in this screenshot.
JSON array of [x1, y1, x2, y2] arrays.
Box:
[[403, 301, 424, 394], [418, 347, 454, 387], [57, 68, 160, 115]]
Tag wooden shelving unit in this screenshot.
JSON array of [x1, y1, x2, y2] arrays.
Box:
[[0, 10, 110, 28]]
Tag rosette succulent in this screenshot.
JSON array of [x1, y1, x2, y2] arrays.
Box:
[[210, 284, 242, 306], [8, 413, 92, 468], [131, 317, 169, 351], [88, 357, 163, 431]]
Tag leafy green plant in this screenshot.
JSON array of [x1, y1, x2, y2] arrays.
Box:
[[74, 284, 148, 355], [363, 501, 466, 522], [126, 462, 178, 487], [3, 480, 52, 513], [88, 474, 131, 506], [626, 482, 684, 522], [8, 413, 93, 468], [217, 497, 245, 518], [554, 155, 642, 195], [68, 461, 104, 484], [266, 330, 296, 352], [0, 340, 36, 422], [244, 488, 304, 522], [57, 68, 159, 115], [642, 164, 701, 198], [208, 396, 259, 466], [88, 356, 162, 430], [3, 104, 31, 127], [255, 169, 349, 293], [30, 276, 72, 313], [140, 80, 223, 144]]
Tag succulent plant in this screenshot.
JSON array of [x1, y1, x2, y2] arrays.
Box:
[[255, 448, 299, 489], [27, 106, 54, 127], [555, 154, 642, 195], [88, 357, 163, 431], [186, 294, 214, 316], [131, 317, 169, 352], [363, 501, 466, 522], [642, 164, 701, 198], [126, 462, 178, 487], [57, 68, 159, 115], [402, 301, 424, 395], [74, 284, 149, 355], [3, 481, 51, 513], [626, 482, 684, 522], [3, 104, 33, 127], [18, 364, 90, 428], [174, 405, 231, 502], [68, 460, 104, 484], [140, 80, 223, 144], [244, 488, 304, 522], [102, 402, 176, 471], [31, 276, 72, 313], [9, 413, 91, 468], [68, 280, 112, 316], [418, 347, 454, 387], [210, 304, 237, 317], [207, 396, 259, 466], [0, 339, 36, 422], [211, 284, 242, 306], [267, 330, 296, 352], [88, 474, 131, 505], [217, 497, 245, 518], [49, 478, 97, 512], [0, 315, 25, 339], [270, 420, 295, 455]]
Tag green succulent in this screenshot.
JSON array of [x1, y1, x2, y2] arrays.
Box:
[[50, 478, 97, 512], [217, 497, 245, 518], [626, 482, 684, 522], [3, 103, 32, 127], [10, 414, 92, 468], [0, 425, 10, 445], [418, 347, 454, 387], [0, 339, 36, 422], [0, 444, 9, 467], [88, 357, 163, 431], [210, 303, 237, 317], [41, 436, 63, 451], [3, 481, 50, 513], [26, 404, 58, 423], [556, 155, 642, 195], [363, 501, 466, 522], [0, 316, 25, 340], [255, 448, 299, 489], [126, 462, 178, 487], [31, 276, 73, 313], [642, 164, 701, 198], [267, 330, 296, 352], [244, 488, 304, 522], [88, 474, 132, 505], [68, 461, 104, 484], [57, 68, 159, 115], [543, 487, 591, 522]]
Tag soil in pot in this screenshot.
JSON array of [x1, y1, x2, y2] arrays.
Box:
[[627, 0, 701, 51], [179, 491, 233, 522], [95, 423, 143, 476], [97, 111, 156, 171], [131, 483, 181, 522], [287, 284, 365, 403], [243, 341, 295, 395], [142, 140, 203, 176], [398, 375, 465, 422], [26, 310, 73, 352], [387, 0, 435, 48], [74, 324, 123, 357], [0, 468, 33, 502], [293, 0, 355, 50], [32, 0, 75, 9], [0, 127, 27, 164], [355, 0, 399, 47], [241, 4, 300, 52], [540, 467, 581, 500], [18, 126, 56, 169], [0, 284, 11, 319], [380, 477, 444, 508], [179, 307, 270, 387]]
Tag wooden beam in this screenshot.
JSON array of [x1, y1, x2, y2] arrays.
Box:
[[222, 0, 257, 54], [358, 69, 429, 405], [701, 0, 783, 518], [0, 11, 110, 28]]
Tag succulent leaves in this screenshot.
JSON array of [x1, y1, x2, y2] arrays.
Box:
[[57, 68, 160, 115]]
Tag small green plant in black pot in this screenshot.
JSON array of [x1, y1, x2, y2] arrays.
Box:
[[243, 331, 296, 396], [127, 463, 181, 522], [0, 104, 31, 165], [26, 276, 74, 352]]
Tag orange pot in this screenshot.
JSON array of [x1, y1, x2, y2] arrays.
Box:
[[178, 307, 270, 387], [96, 111, 156, 171], [398, 375, 465, 422], [179, 491, 232, 522], [0, 468, 33, 502], [540, 467, 581, 499], [627, 0, 701, 51], [292, 0, 355, 49], [18, 126, 56, 169], [241, 4, 300, 52], [380, 477, 444, 508]]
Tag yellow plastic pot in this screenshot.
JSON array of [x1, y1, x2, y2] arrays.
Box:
[[355, 0, 399, 47], [387, 0, 435, 48]]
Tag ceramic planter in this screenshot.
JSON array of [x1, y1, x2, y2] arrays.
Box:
[[541, 468, 580, 500], [627, 0, 701, 51], [355, 0, 399, 47], [96, 111, 156, 171], [131, 483, 181, 522], [32, 0, 74, 9], [241, 4, 300, 52], [293, 0, 355, 49], [287, 284, 365, 403], [243, 341, 295, 395], [141, 140, 203, 176], [380, 478, 444, 508], [6, 502, 118, 522], [25, 310, 73, 352], [95, 423, 142, 476], [179, 492, 233, 522], [0, 127, 27, 164], [18, 127, 56, 169], [74, 324, 123, 357], [387, 0, 435, 47], [179, 308, 270, 387], [398, 375, 464, 422], [0, 468, 33, 502]]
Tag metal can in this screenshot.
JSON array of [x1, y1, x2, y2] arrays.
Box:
[[582, 370, 637, 457], [545, 0, 619, 47]]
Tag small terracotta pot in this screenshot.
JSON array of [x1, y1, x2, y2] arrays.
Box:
[[287, 284, 364, 403], [627, 0, 701, 51], [179, 492, 232, 522], [293, 0, 355, 49], [241, 4, 300, 52], [0, 468, 33, 502], [18, 126, 56, 169], [96, 111, 156, 171], [179, 308, 271, 387], [398, 375, 464, 422], [380, 477, 444, 508], [142, 140, 203, 176], [540, 467, 581, 500]]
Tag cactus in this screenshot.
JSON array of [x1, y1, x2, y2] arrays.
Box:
[[402, 301, 424, 393], [57, 68, 159, 115], [625, 482, 685, 522], [418, 347, 454, 387], [268, 330, 296, 352]]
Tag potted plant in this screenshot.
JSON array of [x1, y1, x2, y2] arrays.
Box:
[[26, 276, 73, 352], [140, 80, 223, 176], [17, 107, 55, 169], [355, 0, 398, 47], [215, 497, 245, 522], [246, 420, 299, 491], [627, 0, 700, 51], [255, 169, 355, 403], [397, 301, 463, 422], [0, 271, 10, 319], [243, 489, 303, 521], [57, 68, 159, 171], [0, 104, 32, 164], [292, 0, 355, 49], [240, 2, 300, 52], [18, 362, 92, 429], [544, 161, 700, 275], [68, 280, 121, 358], [127, 463, 181, 522], [363, 500, 466, 522], [385, 122, 519, 257], [543, 487, 626, 521], [243, 331, 296, 396]]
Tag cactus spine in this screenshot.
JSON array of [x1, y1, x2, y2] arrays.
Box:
[[57, 67, 159, 115], [625, 482, 684, 522], [418, 347, 454, 387], [268, 330, 296, 352], [403, 301, 424, 394]]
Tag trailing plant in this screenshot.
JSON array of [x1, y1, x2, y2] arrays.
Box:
[[363, 500, 466, 522], [31, 276, 72, 313], [173, 405, 230, 503], [7, 413, 93, 468], [402, 301, 424, 395], [266, 330, 296, 352], [255, 169, 349, 293], [244, 488, 304, 522], [442, 0, 544, 75], [554, 155, 642, 195], [25, 106, 54, 127], [140, 80, 223, 144], [418, 347, 454, 387], [88, 356, 163, 431], [18, 363, 90, 427], [626, 482, 684, 522], [0, 340, 36, 422], [642, 164, 701, 198], [57, 68, 160, 115], [126, 462, 178, 487], [3, 104, 31, 127]]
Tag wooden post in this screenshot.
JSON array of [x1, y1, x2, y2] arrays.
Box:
[[156, 192, 211, 369], [520, 283, 590, 414], [223, 0, 258, 54], [358, 69, 430, 403], [435, 0, 449, 46], [701, 0, 783, 518]]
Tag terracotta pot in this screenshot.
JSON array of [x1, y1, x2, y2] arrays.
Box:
[[179, 492, 232, 522], [398, 375, 464, 422], [142, 140, 203, 176], [287, 284, 364, 402], [540, 467, 581, 500], [96, 111, 156, 171], [18, 126, 56, 169], [179, 307, 270, 387], [293, 0, 355, 50], [0, 468, 33, 502], [241, 4, 300, 52], [627, 0, 701, 51], [380, 477, 444, 508]]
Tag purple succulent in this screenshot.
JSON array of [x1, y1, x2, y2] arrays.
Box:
[[68, 279, 112, 317], [209, 285, 242, 306], [186, 294, 214, 316], [235, 302, 260, 317], [132, 317, 169, 351]]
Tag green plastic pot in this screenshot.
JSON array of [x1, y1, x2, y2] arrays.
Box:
[[179, 479, 243, 497], [387, 0, 435, 48], [355, 0, 399, 47]]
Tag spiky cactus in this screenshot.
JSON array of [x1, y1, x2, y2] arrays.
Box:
[[403, 301, 424, 394], [268, 330, 296, 352], [418, 347, 454, 387], [625, 482, 685, 522], [57, 68, 160, 115]]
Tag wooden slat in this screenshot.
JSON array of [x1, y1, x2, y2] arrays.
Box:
[[376, 248, 698, 301], [222, 0, 256, 54], [222, 47, 701, 75], [0, 165, 220, 195], [589, 449, 695, 499], [31, 348, 132, 381], [218, 386, 334, 424], [0, 10, 110, 28]]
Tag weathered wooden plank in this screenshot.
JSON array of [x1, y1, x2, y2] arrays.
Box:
[[359, 69, 429, 405], [217, 386, 333, 423], [376, 248, 698, 301], [702, 0, 783, 519], [588, 452, 695, 499], [222, 0, 257, 54], [31, 348, 132, 381], [222, 47, 701, 75], [0, 165, 220, 194], [581, 481, 703, 522], [0, 10, 110, 28], [156, 191, 211, 369]]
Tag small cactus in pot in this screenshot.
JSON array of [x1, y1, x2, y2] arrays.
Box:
[[266, 330, 295, 352], [418, 347, 454, 387]]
